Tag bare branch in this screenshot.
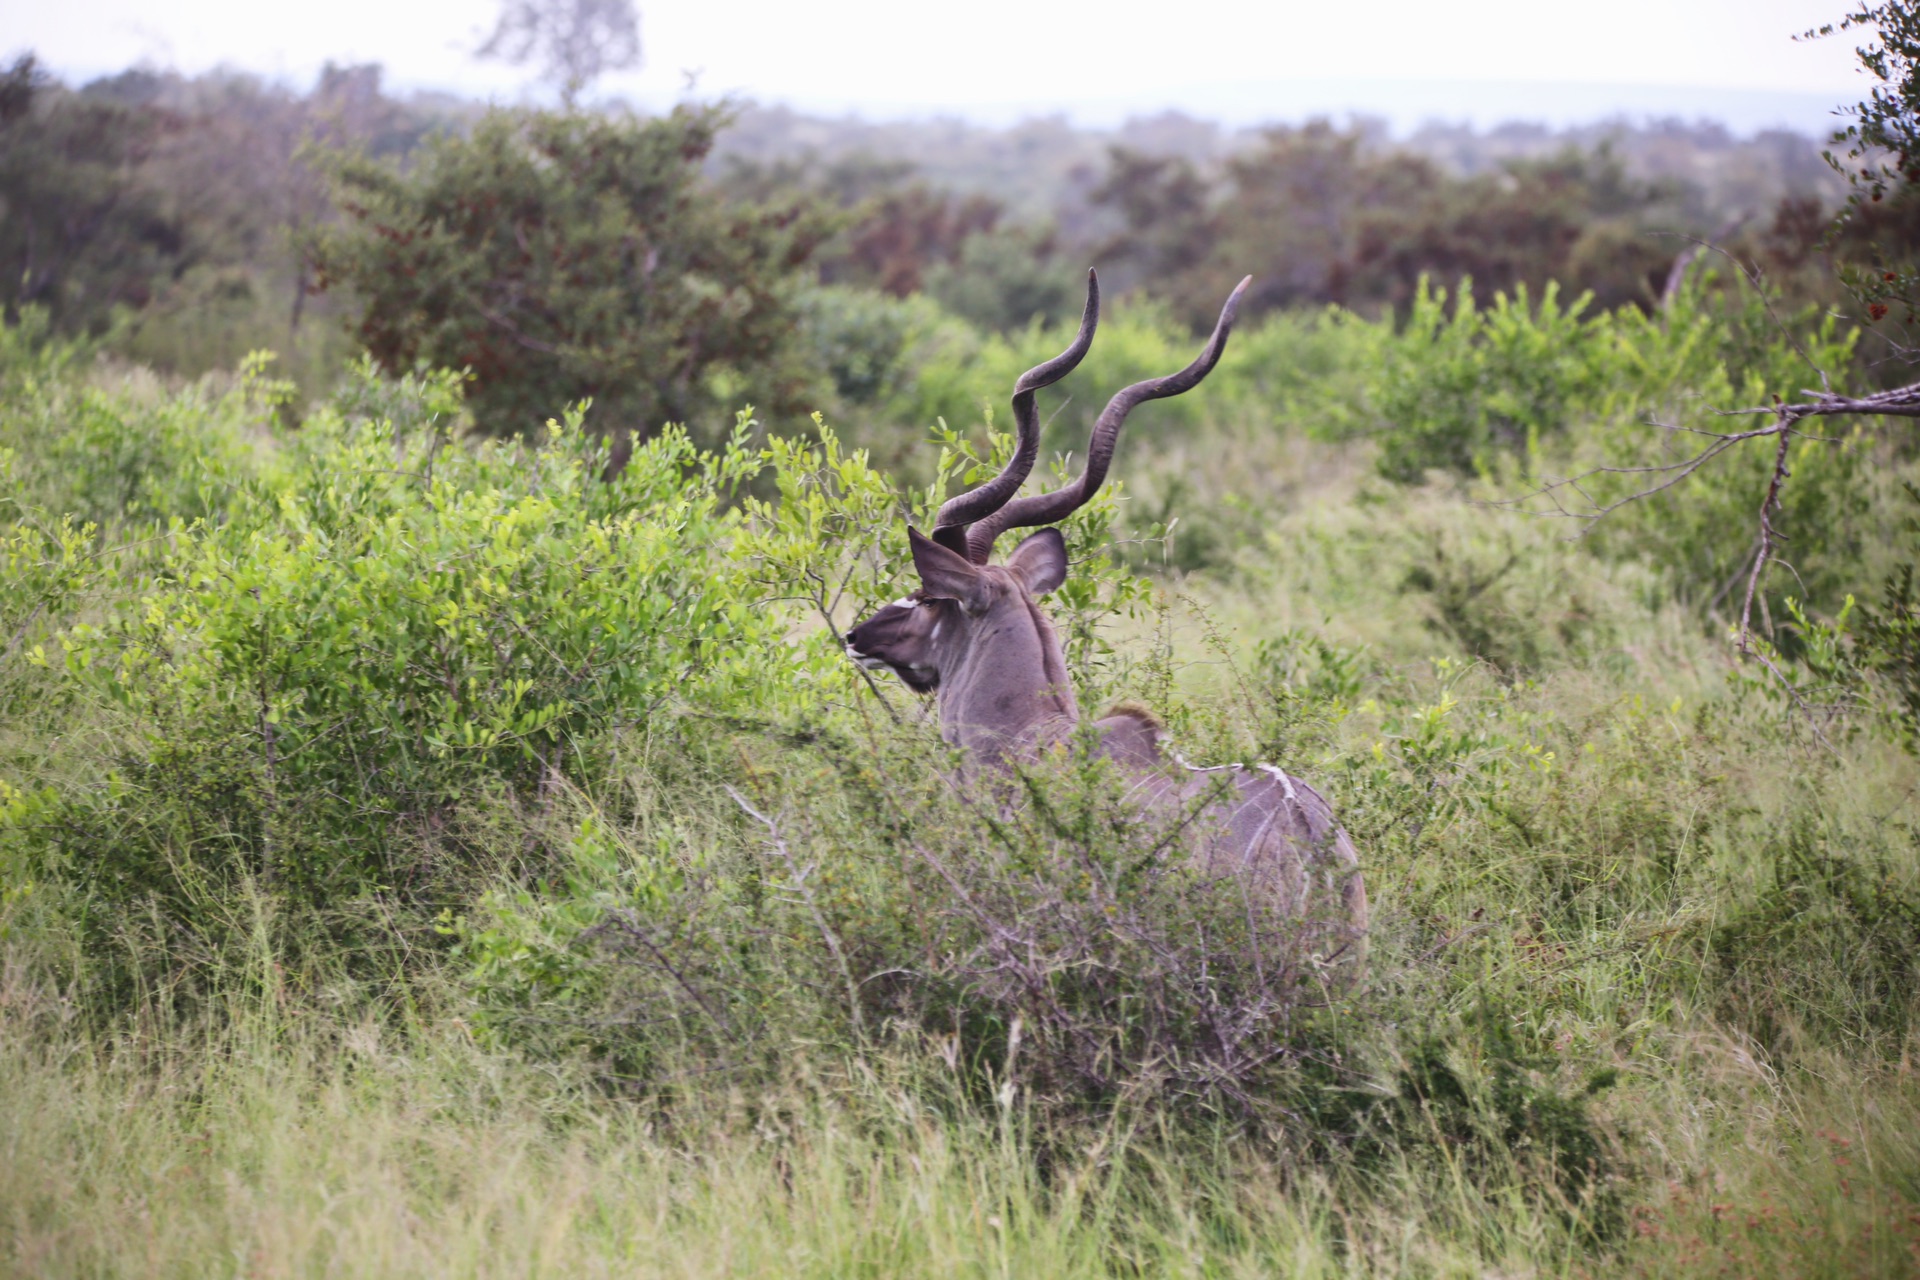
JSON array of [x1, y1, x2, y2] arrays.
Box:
[[1738, 414, 1795, 653], [1502, 371, 1920, 732], [1657, 216, 1751, 311], [1502, 379, 1920, 533]]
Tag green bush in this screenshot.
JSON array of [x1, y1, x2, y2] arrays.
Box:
[[0, 337, 263, 532], [1351, 269, 1857, 487], [307, 105, 830, 440], [13, 375, 806, 983]]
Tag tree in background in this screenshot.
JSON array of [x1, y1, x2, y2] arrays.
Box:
[[825, 182, 1080, 330], [306, 105, 830, 440], [0, 48, 1871, 389], [1344, 146, 1690, 315], [1091, 122, 1698, 332], [1807, 1, 1920, 327], [0, 56, 188, 334], [1206, 123, 1434, 315], [95, 62, 426, 373], [920, 226, 1081, 332], [0, 57, 469, 382], [830, 184, 1003, 298], [479, 0, 642, 109], [714, 151, 1082, 332], [1090, 148, 1214, 297]]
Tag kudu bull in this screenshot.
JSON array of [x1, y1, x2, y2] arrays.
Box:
[[845, 271, 1368, 964]]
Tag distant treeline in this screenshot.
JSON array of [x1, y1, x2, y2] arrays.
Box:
[[2, 53, 1913, 401]]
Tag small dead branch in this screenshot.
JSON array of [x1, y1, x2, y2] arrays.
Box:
[[1505, 377, 1920, 652], [1738, 411, 1797, 655], [724, 784, 867, 1040], [1658, 216, 1751, 311]]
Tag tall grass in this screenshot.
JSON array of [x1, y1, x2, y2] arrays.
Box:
[[3, 954, 1915, 1277]]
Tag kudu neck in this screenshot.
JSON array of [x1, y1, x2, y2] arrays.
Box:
[[936, 594, 1079, 761]]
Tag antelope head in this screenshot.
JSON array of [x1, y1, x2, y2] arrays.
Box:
[[846, 270, 1251, 760]]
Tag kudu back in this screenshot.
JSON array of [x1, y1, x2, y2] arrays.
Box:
[[846, 271, 1367, 967]]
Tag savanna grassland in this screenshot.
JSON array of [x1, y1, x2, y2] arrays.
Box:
[[8, 11, 1920, 1267], [2, 245, 1919, 1279]]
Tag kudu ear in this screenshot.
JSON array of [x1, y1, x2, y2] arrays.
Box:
[[907, 526, 990, 613], [1004, 528, 1068, 597]]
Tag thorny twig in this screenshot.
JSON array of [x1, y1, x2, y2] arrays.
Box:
[[1743, 639, 1843, 754], [803, 565, 900, 725], [724, 784, 867, 1039], [592, 910, 742, 1043]]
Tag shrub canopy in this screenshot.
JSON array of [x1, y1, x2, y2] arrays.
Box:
[[308, 106, 830, 439]]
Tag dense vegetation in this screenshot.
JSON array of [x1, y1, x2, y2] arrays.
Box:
[[3, 14, 1920, 1275], [3, 253, 1918, 1270]]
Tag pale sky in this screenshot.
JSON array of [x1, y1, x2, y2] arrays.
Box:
[[7, 0, 1881, 134]]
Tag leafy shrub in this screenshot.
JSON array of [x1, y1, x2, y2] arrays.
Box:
[[1371, 280, 1608, 483], [16, 374, 799, 980], [0, 451, 98, 722], [0, 305, 89, 393], [922, 227, 1084, 333], [788, 286, 984, 467], [1771, 484, 1920, 750], [0, 351, 261, 532], [794, 286, 938, 409], [0, 324, 267, 749], [1355, 268, 1856, 486]]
